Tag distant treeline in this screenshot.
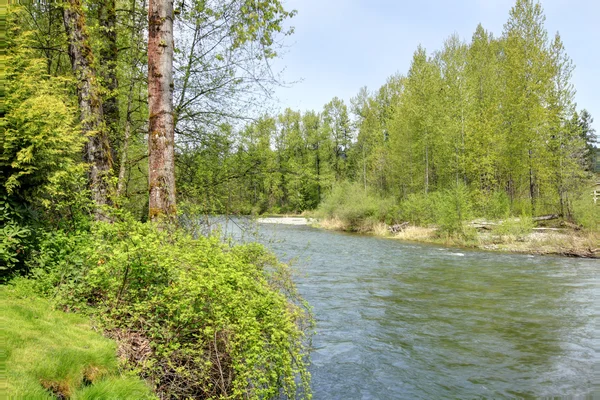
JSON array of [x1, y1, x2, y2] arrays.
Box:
[[181, 0, 597, 220]]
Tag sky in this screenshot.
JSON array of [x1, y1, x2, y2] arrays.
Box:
[[271, 0, 599, 132]]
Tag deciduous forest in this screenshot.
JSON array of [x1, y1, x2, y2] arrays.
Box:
[[1, 0, 598, 398]]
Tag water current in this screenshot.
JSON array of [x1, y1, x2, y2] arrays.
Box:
[[230, 219, 598, 399]]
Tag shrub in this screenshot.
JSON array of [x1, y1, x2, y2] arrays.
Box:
[[30, 216, 312, 399], [315, 181, 396, 231], [399, 192, 436, 226], [0, 196, 38, 281], [571, 188, 599, 231], [434, 183, 473, 236], [495, 215, 534, 238], [399, 184, 473, 236], [472, 190, 511, 220]]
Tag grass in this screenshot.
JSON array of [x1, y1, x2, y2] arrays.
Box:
[[0, 282, 156, 400]]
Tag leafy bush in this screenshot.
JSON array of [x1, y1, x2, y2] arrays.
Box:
[[30, 216, 312, 399], [495, 215, 534, 238], [472, 190, 511, 220], [0, 196, 38, 281], [315, 181, 397, 231], [434, 183, 473, 236], [399, 192, 436, 226], [399, 183, 473, 236], [571, 191, 599, 231]]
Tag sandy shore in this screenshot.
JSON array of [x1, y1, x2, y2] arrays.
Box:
[[257, 217, 313, 225]]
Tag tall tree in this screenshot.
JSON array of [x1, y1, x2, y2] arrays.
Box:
[[465, 24, 502, 195], [322, 97, 352, 181], [577, 110, 597, 172], [62, 0, 113, 219], [148, 0, 176, 220], [501, 0, 553, 212]]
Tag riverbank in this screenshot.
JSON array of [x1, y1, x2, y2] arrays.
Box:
[[314, 217, 600, 258]]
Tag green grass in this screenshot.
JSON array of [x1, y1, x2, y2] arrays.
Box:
[[0, 283, 155, 399]]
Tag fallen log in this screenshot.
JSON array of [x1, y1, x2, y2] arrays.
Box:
[[531, 227, 566, 232], [532, 214, 559, 221]]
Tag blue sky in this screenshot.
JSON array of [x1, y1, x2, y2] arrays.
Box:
[[271, 0, 599, 132]]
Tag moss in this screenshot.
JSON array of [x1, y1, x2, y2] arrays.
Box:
[[148, 207, 163, 219]]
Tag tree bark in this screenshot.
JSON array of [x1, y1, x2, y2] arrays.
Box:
[[148, 0, 176, 220], [63, 0, 112, 220], [97, 0, 119, 164]]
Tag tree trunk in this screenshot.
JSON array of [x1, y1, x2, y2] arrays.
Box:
[[63, 0, 112, 220], [97, 0, 119, 165], [148, 0, 176, 220]]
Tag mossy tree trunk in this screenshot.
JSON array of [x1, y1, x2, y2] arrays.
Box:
[[97, 0, 119, 167], [148, 0, 176, 220], [62, 0, 113, 220]]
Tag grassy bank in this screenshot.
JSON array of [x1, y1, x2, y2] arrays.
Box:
[[1, 283, 155, 399]]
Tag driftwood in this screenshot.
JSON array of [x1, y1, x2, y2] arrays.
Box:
[[557, 248, 600, 259], [468, 220, 500, 230], [469, 215, 560, 231], [532, 214, 559, 221], [388, 222, 409, 233]]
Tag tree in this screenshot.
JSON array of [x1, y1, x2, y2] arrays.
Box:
[[577, 110, 597, 172], [322, 97, 352, 181], [148, 0, 176, 220], [501, 0, 553, 212], [465, 24, 502, 195], [62, 0, 113, 220]]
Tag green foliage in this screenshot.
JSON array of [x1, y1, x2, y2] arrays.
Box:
[[571, 188, 599, 231], [434, 183, 473, 236], [30, 216, 312, 399], [495, 215, 534, 237], [398, 184, 474, 235], [399, 193, 437, 226], [316, 181, 397, 230], [474, 190, 511, 220], [2, 6, 85, 205], [0, 197, 34, 280], [1, 283, 155, 399]]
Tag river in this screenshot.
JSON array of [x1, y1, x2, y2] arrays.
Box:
[[228, 219, 598, 399]]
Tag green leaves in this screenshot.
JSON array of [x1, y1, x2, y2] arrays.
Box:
[[30, 217, 313, 399]]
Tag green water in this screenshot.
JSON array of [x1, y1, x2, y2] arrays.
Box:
[[258, 222, 598, 399]]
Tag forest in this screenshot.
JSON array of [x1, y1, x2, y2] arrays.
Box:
[[2, 0, 311, 398], [1, 0, 598, 398], [186, 3, 598, 235]]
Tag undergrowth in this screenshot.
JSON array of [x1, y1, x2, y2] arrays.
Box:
[[24, 213, 313, 399]]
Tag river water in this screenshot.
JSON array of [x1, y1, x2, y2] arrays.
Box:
[[232, 220, 598, 399]]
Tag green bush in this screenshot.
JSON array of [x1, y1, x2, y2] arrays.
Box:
[[571, 189, 599, 231], [399, 192, 436, 226], [0, 196, 37, 281], [434, 183, 473, 236], [398, 183, 473, 236], [315, 181, 397, 230], [30, 215, 312, 399], [495, 215, 534, 237], [472, 190, 511, 220]]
